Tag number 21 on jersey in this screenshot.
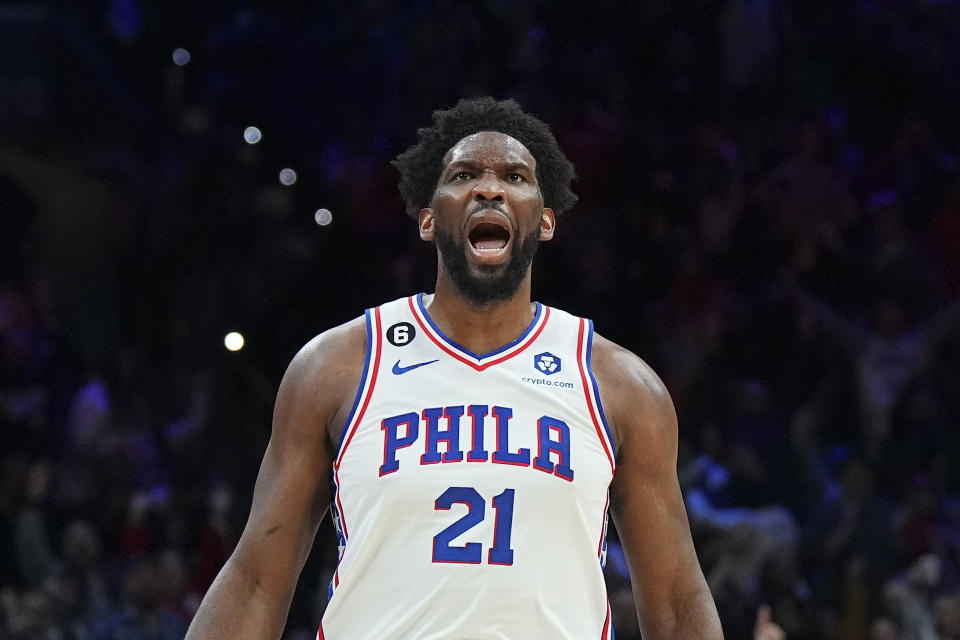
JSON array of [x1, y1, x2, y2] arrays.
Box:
[[433, 487, 515, 565]]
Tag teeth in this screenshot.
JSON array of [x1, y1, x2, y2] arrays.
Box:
[[474, 238, 507, 251]]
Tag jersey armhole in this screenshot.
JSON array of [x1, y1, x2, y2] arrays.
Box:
[[334, 307, 382, 466], [583, 319, 617, 465]]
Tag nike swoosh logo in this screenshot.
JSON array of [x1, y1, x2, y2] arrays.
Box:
[[392, 359, 439, 375]]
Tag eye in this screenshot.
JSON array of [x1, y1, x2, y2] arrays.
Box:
[[452, 171, 473, 182], [506, 173, 525, 183]]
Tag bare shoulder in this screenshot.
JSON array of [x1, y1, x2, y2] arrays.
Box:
[[589, 333, 677, 459], [283, 315, 367, 387], [274, 315, 368, 449]]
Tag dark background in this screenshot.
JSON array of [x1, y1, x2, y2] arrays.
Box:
[[2, 1, 960, 638]]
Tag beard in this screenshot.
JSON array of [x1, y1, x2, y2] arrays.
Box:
[[434, 223, 541, 307]]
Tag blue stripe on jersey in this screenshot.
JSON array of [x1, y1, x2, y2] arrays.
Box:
[[416, 293, 543, 360], [602, 599, 615, 640], [585, 319, 616, 459], [334, 308, 374, 459]]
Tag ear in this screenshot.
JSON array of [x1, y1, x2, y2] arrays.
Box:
[[418, 208, 435, 241], [538, 208, 556, 242]]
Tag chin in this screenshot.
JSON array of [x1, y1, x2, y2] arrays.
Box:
[[471, 262, 510, 279], [436, 225, 538, 305]]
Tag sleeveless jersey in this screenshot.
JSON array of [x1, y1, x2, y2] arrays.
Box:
[[319, 294, 617, 640]]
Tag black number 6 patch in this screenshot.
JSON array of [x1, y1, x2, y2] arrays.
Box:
[[387, 322, 416, 346]]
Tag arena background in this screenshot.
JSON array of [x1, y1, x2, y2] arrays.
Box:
[[2, 2, 960, 638]]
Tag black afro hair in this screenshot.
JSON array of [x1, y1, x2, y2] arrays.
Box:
[[392, 97, 577, 218]]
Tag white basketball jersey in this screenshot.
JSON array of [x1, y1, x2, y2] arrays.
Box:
[[319, 294, 617, 640]]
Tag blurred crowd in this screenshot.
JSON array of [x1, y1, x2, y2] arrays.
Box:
[[2, 1, 960, 638]]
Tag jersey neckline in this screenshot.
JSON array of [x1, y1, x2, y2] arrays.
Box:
[[409, 293, 549, 371]]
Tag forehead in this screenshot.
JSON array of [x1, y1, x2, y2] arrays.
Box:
[[443, 131, 536, 169]]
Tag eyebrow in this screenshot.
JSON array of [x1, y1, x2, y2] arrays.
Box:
[[445, 159, 533, 173]]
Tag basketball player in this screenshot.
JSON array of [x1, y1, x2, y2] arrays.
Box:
[[186, 98, 722, 639]]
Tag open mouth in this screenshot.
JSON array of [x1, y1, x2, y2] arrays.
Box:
[[467, 220, 512, 253]]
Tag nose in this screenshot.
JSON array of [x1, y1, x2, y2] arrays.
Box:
[[473, 170, 505, 202]]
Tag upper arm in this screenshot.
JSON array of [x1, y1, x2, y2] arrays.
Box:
[[592, 336, 721, 638], [229, 317, 367, 601]]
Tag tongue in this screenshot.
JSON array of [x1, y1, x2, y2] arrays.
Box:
[[475, 238, 507, 250]]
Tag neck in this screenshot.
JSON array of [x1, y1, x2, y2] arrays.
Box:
[[426, 274, 535, 355]]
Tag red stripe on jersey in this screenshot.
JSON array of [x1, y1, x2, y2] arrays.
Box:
[[597, 491, 610, 559], [577, 319, 615, 474], [334, 307, 384, 541], [335, 307, 383, 469], [333, 467, 349, 540], [408, 296, 550, 371], [600, 600, 611, 639]]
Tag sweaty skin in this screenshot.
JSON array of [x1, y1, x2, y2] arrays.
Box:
[[186, 131, 722, 640]]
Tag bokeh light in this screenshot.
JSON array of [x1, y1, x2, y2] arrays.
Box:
[[172, 48, 191, 66], [223, 332, 245, 351], [314, 208, 333, 226], [243, 126, 262, 144], [279, 168, 297, 186]]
